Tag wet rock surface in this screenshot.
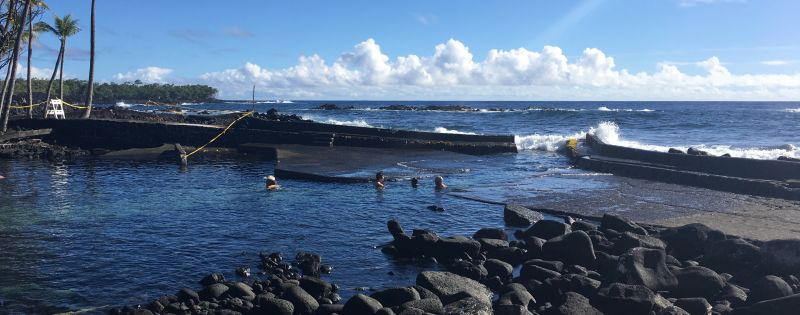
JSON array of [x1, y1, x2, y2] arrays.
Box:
[[112, 210, 800, 315]]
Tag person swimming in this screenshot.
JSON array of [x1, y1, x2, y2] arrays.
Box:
[[434, 176, 447, 191], [411, 177, 419, 188], [265, 175, 279, 190], [375, 171, 385, 189]]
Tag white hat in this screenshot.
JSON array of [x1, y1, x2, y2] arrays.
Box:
[[265, 175, 276, 181]]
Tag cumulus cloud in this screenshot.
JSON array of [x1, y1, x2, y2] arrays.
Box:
[[199, 38, 800, 100], [16, 62, 54, 79], [114, 67, 173, 83]]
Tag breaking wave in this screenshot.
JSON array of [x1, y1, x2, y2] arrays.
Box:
[[597, 106, 654, 112], [785, 108, 800, 113], [302, 115, 374, 127], [515, 121, 798, 160], [434, 127, 477, 135]]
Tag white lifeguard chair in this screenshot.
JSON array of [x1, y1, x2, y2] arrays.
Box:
[[45, 99, 65, 119]]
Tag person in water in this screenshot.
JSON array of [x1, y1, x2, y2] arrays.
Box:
[[411, 177, 419, 188], [375, 172, 385, 189], [265, 175, 280, 190], [434, 176, 447, 191]]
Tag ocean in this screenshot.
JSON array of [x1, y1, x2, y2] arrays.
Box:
[[0, 101, 798, 312]]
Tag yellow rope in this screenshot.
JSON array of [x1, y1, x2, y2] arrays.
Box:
[[184, 111, 254, 159], [61, 101, 90, 109], [9, 101, 46, 109]]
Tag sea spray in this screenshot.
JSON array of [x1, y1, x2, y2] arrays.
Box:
[[434, 127, 477, 135]]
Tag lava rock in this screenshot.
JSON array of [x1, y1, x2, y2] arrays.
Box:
[[494, 304, 534, 315], [371, 287, 420, 308], [176, 288, 199, 304], [375, 307, 396, 315], [750, 275, 794, 303], [448, 260, 488, 281], [718, 282, 748, 306], [674, 298, 711, 315], [200, 272, 225, 286], [660, 223, 721, 260], [504, 204, 544, 227], [488, 246, 527, 266], [594, 283, 657, 315], [443, 296, 492, 315], [673, 266, 725, 299], [737, 293, 800, 315], [295, 252, 322, 277], [520, 263, 561, 282], [703, 238, 761, 274], [283, 285, 319, 314], [228, 282, 256, 301], [601, 213, 647, 235], [484, 259, 513, 280], [259, 297, 294, 315], [669, 148, 686, 154], [299, 276, 333, 298], [498, 287, 536, 308], [616, 232, 667, 253], [342, 294, 383, 315], [416, 271, 493, 305], [473, 227, 508, 241], [687, 147, 709, 156], [760, 239, 800, 274], [542, 231, 597, 267], [522, 236, 546, 258], [478, 238, 509, 252], [618, 247, 678, 291], [402, 297, 444, 314], [571, 221, 598, 232], [437, 236, 482, 261], [546, 291, 603, 315], [199, 283, 229, 300], [525, 220, 571, 240], [388, 220, 407, 239]]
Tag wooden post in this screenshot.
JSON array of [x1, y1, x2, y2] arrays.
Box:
[[174, 143, 188, 168]]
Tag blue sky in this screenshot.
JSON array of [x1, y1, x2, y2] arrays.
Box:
[[33, 0, 800, 100]]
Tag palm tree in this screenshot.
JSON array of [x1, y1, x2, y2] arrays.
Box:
[[39, 14, 79, 106], [0, 0, 32, 133], [24, 0, 47, 118], [82, 0, 95, 118]]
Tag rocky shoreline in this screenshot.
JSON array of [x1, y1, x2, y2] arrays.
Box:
[[110, 205, 800, 315]]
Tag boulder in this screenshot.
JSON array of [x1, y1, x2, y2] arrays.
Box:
[[668, 148, 686, 154], [176, 288, 199, 304], [601, 213, 647, 235], [522, 236, 546, 258], [199, 272, 225, 286], [673, 266, 725, 299], [370, 287, 420, 308], [299, 276, 332, 298], [437, 236, 482, 261], [616, 232, 667, 253], [504, 204, 543, 227], [484, 259, 513, 280], [571, 221, 598, 232], [718, 282, 748, 306], [342, 294, 383, 315], [416, 271, 493, 305], [478, 238, 509, 252], [488, 246, 527, 266], [760, 239, 800, 274], [411, 232, 441, 256], [547, 291, 603, 315], [375, 307, 396, 315], [703, 238, 761, 274], [525, 220, 571, 240], [443, 296, 492, 315], [750, 275, 794, 303], [497, 288, 535, 308], [659, 306, 691, 315], [673, 298, 711, 315], [318, 304, 345, 314], [557, 274, 602, 297], [228, 282, 256, 301], [259, 297, 294, 315], [617, 247, 678, 291], [594, 283, 657, 315], [402, 297, 444, 314], [295, 252, 322, 277], [687, 147, 709, 156], [448, 260, 488, 281], [388, 219, 407, 239], [283, 285, 319, 314], [199, 283, 229, 300], [524, 259, 565, 272], [660, 223, 721, 260], [520, 263, 561, 282], [473, 227, 508, 241], [494, 304, 534, 315], [542, 231, 596, 267]]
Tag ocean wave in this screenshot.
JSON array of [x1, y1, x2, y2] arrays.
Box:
[[302, 115, 374, 127], [434, 127, 477, 135], [515, 121, 798, 160], [785, 108, 800, 113], [598, 106, 654, 112], [115, 102, 132, 108]]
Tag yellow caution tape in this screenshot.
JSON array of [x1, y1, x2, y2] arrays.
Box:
[[184, 111, 254, 159], [61, 101, 90, 109], [9, 101, 46, 109]]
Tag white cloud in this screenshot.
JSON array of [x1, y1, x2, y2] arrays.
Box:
[[761, 60, 791, 66], [198, 38, 800, 100], [114, 67, 173, 83], [16, 62, 54, 79]]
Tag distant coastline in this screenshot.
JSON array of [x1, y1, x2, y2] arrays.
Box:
[[6, 78, 218, 105]]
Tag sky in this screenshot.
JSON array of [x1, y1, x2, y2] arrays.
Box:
[[27, 0, 800, 100]]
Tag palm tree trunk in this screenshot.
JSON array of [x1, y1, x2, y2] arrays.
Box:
[[58, 40, 64, 100], [0, 55, 13, 122], [1, 0, 32, 133], [83, 0, 95, 118], [44, 46, 61, 117], [26, 11, 32, 118]]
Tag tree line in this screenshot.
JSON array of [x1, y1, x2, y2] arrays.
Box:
[[3, 78, 218, 104]]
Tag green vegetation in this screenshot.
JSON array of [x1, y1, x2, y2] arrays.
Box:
[[6, 78, 218, 104]]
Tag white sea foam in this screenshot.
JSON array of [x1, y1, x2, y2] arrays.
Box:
[[785, 108, 800, 113], [515, 121, 798, 160], [598, 106, 654, 112], [303, 115, 374, 127], [115, 102, 131, 108], [434, 127, 477, 135]]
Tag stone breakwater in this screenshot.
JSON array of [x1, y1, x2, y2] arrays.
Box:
[[112, 205, 800, 315]]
